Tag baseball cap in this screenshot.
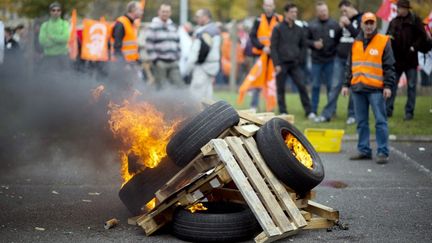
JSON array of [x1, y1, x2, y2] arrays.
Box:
[[361, 12, 377, 23]]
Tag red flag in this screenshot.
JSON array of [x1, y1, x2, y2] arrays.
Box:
[[376, 0, 397, 22], [237, 54, 277, 111], [68, 9, 78, 60]]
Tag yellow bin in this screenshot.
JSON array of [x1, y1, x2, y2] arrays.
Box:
[[304, 128, 345, 153]]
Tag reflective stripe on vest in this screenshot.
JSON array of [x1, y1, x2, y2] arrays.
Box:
[[116, 16, 139, 62], [252, 14, 282, 55], [351, 34, 389, 89]]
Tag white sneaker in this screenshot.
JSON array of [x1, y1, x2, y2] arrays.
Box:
[[314, 116, 329, 123], [346, 117, 356, 125], [307, 112, 316, 120]]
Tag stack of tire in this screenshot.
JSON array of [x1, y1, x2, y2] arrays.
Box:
[[119, 101, 325, 242]]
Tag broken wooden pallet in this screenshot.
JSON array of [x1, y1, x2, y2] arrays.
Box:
[[209, 136, 308, 243]]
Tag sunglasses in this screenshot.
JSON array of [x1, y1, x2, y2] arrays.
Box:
[[51, 8, 61, 12]]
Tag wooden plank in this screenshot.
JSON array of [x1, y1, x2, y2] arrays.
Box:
[[254, 227, 299, 243], [127, 216, 141, 226], [238, 118, 252, 126], [242, 137, 308, 228], [225, 137, 294, 233], [211, 139, 281, 237], [237, 110, 265, 125], [238, 109, 257, 114], [201, 142, 216, 156], [304, 217, 335, 230], [138, 165, 231, 235], [233, 124, 261, 137], [306, 201, 339, 221], [300, 210, 312, 221]]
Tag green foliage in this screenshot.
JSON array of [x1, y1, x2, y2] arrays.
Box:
[[17, 0, 91, 18]]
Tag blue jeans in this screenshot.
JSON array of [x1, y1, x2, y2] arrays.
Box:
[[386, 68, 417, 117], [352, 91, 389, 157], [321, 57, 355, 119], [311, 60, 335, 114]]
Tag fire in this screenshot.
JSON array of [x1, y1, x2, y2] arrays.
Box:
[[285, 133, 313, 170], [108, 100, 182, 187], [145, 198, 157, 212], [187, 203, 208, 213]]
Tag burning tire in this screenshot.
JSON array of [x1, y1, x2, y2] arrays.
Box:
[[167, 101, 239, 166], [256, 118, 324, 194], [172, 202, 259, 242], [118, 158, 181, 216]]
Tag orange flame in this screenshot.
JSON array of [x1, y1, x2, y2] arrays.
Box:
[[285, 133, 313, 170], [91, 84, 105, 102], [187, 203, 208, 213], [108, 100, 182, 187]]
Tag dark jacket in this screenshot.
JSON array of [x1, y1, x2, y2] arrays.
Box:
[[387, 12, 428, 71], [344, 31, 396, 93], [337, 12, 363, 59], [307, 17, 341, 63], [270, 20, 306, 66]]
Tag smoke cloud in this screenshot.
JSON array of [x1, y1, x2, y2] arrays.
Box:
[[0, 55, 201, 182]]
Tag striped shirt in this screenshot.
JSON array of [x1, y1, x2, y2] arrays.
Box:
[[145, 17, 180, 62]]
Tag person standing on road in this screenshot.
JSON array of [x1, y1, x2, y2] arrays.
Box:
[[146, 3, 184, 89], [315, 0, 362, 124], [342, 12, 395, 164], [38, 2, 70, 69], [112, 1, 143, 64], [385, 0, 429, 120], [248, 0, 282, 111], [307, 1, 341, 119], [110, 1, 143, 100], [184, 9, 221, 99], [271, 3, 313, 117]]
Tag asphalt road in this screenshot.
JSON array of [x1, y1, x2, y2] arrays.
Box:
[[1, 140, 431, 243]]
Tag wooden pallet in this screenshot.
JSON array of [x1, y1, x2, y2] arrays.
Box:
[[131, 112, 339, 242]]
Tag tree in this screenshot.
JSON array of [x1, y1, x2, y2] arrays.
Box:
[[17, 0, 91, 19]]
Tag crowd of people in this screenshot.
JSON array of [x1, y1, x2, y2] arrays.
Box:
[[1, 0, 432, 163]]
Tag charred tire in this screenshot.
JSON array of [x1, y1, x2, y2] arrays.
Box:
[[256, 118, 324, 194], [172, 202, 259, 242], [118, 158, 181, 216], [167, 101, 239, 166]]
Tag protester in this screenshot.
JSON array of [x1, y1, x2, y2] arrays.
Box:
[[38, 2, 70, 69], [110, 1, 143, 101], [307, 1, 341, 118], [178, 22, 193, 83], [270, 3, 313, 117], [146, 3, 184, 89], [184, 9, 221, 99], [315, 0, 362, 124], [248, 0, 282, 111], [112, 1, 143, 64], [386, 0, 429, 120], [4, 27, 20, 55], [342, 12, 395, 164]]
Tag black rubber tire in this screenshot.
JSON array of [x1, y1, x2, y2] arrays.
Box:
[[172, 202, 259, 242], [118, 157, 182, 216], [256, 118, 324, 194], [166, 101, 239, 166]]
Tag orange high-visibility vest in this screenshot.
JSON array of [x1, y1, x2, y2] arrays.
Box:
[[252, 14, 282, 55], [351, 34, 389, 89], [115, 16, 139, 62]]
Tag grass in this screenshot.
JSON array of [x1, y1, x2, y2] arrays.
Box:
[[214, 90, 432, 136]]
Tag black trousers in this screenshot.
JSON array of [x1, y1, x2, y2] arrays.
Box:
[[276, 62, 311, 115]]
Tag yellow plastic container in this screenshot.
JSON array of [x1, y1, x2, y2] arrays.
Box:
[[304, 128, 345, 153]]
